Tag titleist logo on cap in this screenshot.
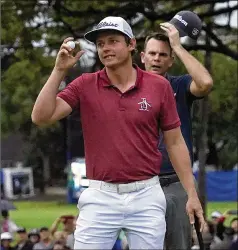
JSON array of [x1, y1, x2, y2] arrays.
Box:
[[174, 14, 188, 26], [97, 21, 118, 29]]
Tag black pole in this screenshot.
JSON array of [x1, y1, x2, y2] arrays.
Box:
[[198, 4, 214, 217]]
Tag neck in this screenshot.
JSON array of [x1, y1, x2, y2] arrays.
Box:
[[18, 239, 26, 244], [42, 238, 50, 243], [65, 228, 73, 234], [105, 58, 136, 90]]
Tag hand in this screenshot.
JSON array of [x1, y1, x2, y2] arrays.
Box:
[[56, 217, 63, 223], [159, 22, 182, 50], [55, 37, 85, 71], [186, 195, 205, 232], [223, 210, 230, 217]]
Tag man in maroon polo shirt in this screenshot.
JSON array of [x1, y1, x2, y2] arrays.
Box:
[[31, 16, 204, 249]]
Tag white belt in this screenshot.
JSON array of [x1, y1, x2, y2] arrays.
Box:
[[89, 176, 159, 194]]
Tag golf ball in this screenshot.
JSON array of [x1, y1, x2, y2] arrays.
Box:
[[66, 41, 75, 49]]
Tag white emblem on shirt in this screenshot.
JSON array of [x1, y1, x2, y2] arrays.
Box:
[[138, 98, 151, 111]]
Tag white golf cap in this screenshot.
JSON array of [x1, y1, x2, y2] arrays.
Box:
[[84, 16, 134, 43], [1, 232, 12, 240], [211, 211, 222, 218]]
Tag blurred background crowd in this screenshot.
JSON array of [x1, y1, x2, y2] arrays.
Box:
[[1, 211, 75, 250], [1, 208, 237, 250]]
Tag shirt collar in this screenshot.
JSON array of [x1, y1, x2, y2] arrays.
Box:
[[164, 72, 171, 81], [99, 64, 143, 89]]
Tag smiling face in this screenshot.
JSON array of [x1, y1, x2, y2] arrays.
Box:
[[96, 31, 136, 69], [141, 37, 174, 76]]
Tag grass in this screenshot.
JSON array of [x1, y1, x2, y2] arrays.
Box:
[[207, 202, 237, 225], [9, 201, 237, 230], [10, 201, 78, 230]]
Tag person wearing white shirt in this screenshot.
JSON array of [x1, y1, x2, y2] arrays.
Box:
[[1, 210, 18, 236]]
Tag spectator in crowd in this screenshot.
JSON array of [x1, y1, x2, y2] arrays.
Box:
[[1, 211, 18, 236], [223, 218, 238, 250], [210, 227, 235, 250], [230, 218, 238, 242], [50, 215, 75, 236], [14, 228, 33, 250], [210, 211, 237, 244], [52, 241, 64, 250], [28, 230, 40, 245], [229, 239, 238, 250], [65, 217, 77, 250], [53, 231, 67, 246], [191, 212, 237, 250], [1, 232, 14, 250], [192, 221, 214, 250], [33, 227, 54, 250], [209, 211, 226, 241], [52, 241, 70, 250]]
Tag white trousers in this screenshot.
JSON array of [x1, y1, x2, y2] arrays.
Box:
[[74, 179, 166, 249]]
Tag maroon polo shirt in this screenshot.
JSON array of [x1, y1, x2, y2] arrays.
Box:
[[57, 65, 180, 183]]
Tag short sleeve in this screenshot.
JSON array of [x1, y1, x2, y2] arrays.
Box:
[[57, 76, 83, 109], [159, 82, 181, 131], [179, 74, 192, 90], [182, 74, 204, 101]]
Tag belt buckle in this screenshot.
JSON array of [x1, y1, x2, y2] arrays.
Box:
[[118, 183, 127, 194], [118, 183, 136, 194]]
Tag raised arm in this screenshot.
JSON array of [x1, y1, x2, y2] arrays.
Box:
[[50, 216, 62, 236], [160, 22, 213, 97], [31, 37, 84, 126]]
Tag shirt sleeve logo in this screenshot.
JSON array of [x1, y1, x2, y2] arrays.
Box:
[[138, 98, 151, 111]]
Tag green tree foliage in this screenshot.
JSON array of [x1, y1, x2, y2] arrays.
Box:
[[209, 53, 238, 169], [1, 0, 65, 185]]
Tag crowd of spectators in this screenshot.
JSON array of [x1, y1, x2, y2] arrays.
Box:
[[0, 211, 127, 250], [1, 209, 237, 250], [1, 212, 74, 250], [192, 211, 238, 250]]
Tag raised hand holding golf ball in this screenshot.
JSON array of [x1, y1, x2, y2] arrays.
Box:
[[55, 38, 84, 71], [66, 41, 76, 49]]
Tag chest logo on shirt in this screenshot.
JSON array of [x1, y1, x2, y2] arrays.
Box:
[[138, 98, 151, 111]]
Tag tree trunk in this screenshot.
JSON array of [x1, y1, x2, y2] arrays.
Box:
[[38, 150, 50, 194], [198, 5, 214, 217], [198, 96, 209, 216], [42, 154, 50, 185]]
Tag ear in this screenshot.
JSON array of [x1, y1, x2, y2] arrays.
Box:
[[168, 51, 175, 67], [140, 51, 145, 63], [128, 38, 136, 51]]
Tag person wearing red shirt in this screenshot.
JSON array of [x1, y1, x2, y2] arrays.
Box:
[[31, 16, 204, 249]]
